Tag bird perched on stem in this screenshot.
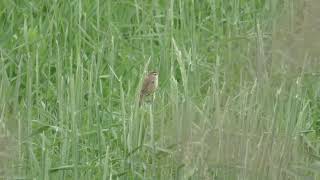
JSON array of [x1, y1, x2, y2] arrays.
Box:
[[139, 71, 159, 107]]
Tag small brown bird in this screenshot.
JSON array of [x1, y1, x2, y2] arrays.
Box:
[[139, 71, 159, 106]]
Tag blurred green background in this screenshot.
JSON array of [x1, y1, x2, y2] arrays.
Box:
[[0, 0, 320, 179]]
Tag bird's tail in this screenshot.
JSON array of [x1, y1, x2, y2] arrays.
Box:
[[139, 94, 143, 107]]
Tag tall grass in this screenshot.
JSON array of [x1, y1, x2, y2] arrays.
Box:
[[0, 0, 320, 179]]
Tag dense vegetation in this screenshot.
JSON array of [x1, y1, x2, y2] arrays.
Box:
[[0, 0, 320, 179]]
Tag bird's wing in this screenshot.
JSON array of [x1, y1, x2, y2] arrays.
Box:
[[141, 76, 150, 94]]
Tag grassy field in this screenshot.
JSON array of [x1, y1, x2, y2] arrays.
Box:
[[1, 0, 320, 179]]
